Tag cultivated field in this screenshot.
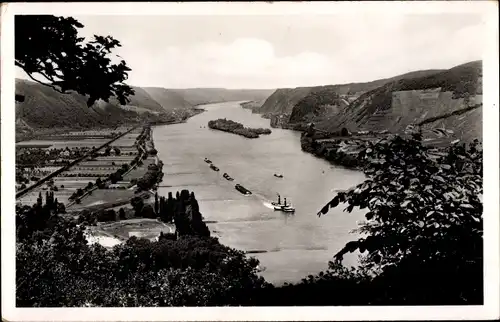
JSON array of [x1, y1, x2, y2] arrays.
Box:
[[96, 218, 174, 241]]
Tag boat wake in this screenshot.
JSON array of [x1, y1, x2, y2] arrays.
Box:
[[262, 201, 276, 210]]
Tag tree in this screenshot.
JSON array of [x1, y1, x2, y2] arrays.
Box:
[[154, 192, 159, 214], [15, 15, 134, 107], [130, 196, 144, 216], [118, 208, 126, 220], [317, 133, 483, 304], [16, 216, 268, 307]]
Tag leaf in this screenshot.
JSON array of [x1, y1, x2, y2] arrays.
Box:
[[345, 241, 359, 253], [320, 204, 330, 215], [329, 195, 340, 208], [460, 204, 474, 209], [426, 211, 435, 217], [401, 200, 411, 208], [365, 212, 374, 220], [337, 192, 346, 203], [433, 175, 446, 183]]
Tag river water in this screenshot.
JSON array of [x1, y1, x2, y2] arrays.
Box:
[[153, 101, 366, 285]]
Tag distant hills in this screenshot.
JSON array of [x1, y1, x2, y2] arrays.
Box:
[[252, 60, 482, 143], [15, 79, 274, 134], [169, 88, 275, 106]]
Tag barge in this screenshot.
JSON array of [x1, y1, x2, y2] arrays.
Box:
[[235, 184, 252, 195]]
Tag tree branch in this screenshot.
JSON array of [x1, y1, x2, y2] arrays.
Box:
[[15, 61, 66, 94]]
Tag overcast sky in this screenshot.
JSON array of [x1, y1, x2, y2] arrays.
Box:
[[16, 13, 485, 89]]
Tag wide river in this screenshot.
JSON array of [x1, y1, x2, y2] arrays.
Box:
[[153, 101, 366, 285]]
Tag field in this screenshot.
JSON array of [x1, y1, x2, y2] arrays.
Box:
[[122, 157, 157, 181], [68, 189, 137, 210], [78, 160, 131, 167], [17, 139, 110, 149], [16, 126, 163, 231], [16, 127, 140, 208]]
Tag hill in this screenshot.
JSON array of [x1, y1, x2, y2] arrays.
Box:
[[142, 87, 193, 111], [14, 79, 194, 133], [254, 69, 443, 119], [171, 88, 275, 106], [314, 60, 482, 142], [253, 61, 482, 143]]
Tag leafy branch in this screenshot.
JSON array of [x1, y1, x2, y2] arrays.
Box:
[[15, 15, 135, 107]]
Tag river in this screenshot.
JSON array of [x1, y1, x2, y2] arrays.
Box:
[[153, 101, 366, 285]]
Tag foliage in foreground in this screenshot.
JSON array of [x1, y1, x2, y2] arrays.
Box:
[[300, 132, 483, 305], [16, 216, 267, 307]]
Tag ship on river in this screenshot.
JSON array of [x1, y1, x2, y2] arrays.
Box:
[[210, 164, 219, 171], [235, 184, 252, 195], [272, 194, 295, 213], [204, 157, 212, 164], [223, 172, 234, 181]]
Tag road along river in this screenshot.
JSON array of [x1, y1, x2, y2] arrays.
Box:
[[153, 101, 366, 285]]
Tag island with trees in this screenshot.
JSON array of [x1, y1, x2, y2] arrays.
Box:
[[207, 118, 272, 138]]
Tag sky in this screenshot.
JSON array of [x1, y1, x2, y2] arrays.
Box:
[[16, 13, 486, 89]]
